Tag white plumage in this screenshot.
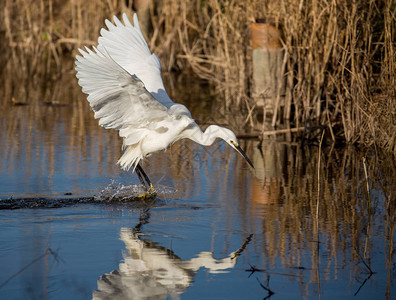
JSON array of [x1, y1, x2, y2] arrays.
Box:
[[75, 13, 253, 190]]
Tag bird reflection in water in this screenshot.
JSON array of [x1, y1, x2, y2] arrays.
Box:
[[93, 209, 252, 299]]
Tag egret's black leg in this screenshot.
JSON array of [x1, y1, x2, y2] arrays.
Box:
[[136, 164, 152, 187], [135, 166, 148, 189], [136, 163, 156, 196]]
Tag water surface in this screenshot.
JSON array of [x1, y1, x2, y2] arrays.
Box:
[[0, 72, 395, 299]]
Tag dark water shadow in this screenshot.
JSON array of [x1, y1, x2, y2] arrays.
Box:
[[0, 194, 164, 210]]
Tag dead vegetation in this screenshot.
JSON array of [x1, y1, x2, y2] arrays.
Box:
[[1, 0, 395, 152]]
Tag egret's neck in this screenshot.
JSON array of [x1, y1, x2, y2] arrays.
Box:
[[186, 125, 225, 146]]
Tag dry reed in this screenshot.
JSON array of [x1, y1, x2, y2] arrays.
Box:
[[171, 0, 396, 152]]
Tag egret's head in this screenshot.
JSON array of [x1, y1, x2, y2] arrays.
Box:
[[219, 127, 254, 169]]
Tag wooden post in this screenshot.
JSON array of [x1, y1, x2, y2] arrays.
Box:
[[251, 21, 285, 113]]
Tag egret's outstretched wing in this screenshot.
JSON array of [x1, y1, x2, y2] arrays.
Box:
[[98, 13, 174, 107], [75, 46, 170, 145]]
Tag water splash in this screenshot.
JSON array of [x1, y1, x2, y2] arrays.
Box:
[[0, 180, 178, 209], [95, 180, 144, 202], [95, 180, 177, 202]]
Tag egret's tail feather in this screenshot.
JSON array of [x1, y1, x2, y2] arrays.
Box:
[[118, 144, 143, 171]]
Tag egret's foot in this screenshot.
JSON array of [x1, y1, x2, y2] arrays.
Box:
[[136, 192, 154, 200], [136, 184, 156, 200], [147, 183, 157, 196]]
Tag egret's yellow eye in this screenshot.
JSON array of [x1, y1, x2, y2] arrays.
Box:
[[230, 140, 238, 147]]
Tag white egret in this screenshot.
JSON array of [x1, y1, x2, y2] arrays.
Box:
[[75, 13, 253, 197]]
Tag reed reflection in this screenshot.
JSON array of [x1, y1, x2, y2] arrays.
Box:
[[1, 65, 394, 298], [146, 132, 394, 298], [0, 71, 123, 196], [245, 140, 395, 298]]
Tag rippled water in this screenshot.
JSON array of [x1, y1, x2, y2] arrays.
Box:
[[0, 72, 395, 299]]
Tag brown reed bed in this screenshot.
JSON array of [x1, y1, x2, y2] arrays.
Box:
[[1, 0, 395, 153]]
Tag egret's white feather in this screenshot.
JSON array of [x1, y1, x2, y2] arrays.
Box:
[[75, 13, 252, 174], [98, 13, 173, 107], [75, 44, 195, 170], [76, 47, 172, 149]]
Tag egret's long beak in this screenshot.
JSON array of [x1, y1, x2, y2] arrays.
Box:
[[234, 144, 254, 169]]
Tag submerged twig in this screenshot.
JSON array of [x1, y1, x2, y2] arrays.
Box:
[[317, 130, 325, 216], [354, 272, 374, 296], [315, 130, 325, 299], [0, 248, 62, 289], [362, 157, 371, 204], [353, 247, 376, 296], [362, 157, 373, 258], [246, 264, 306, 278], [256, 276, 275, 299], [357, 250, 375, 275]]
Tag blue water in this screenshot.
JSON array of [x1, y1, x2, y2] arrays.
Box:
[[0, 86, 395, 299]]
